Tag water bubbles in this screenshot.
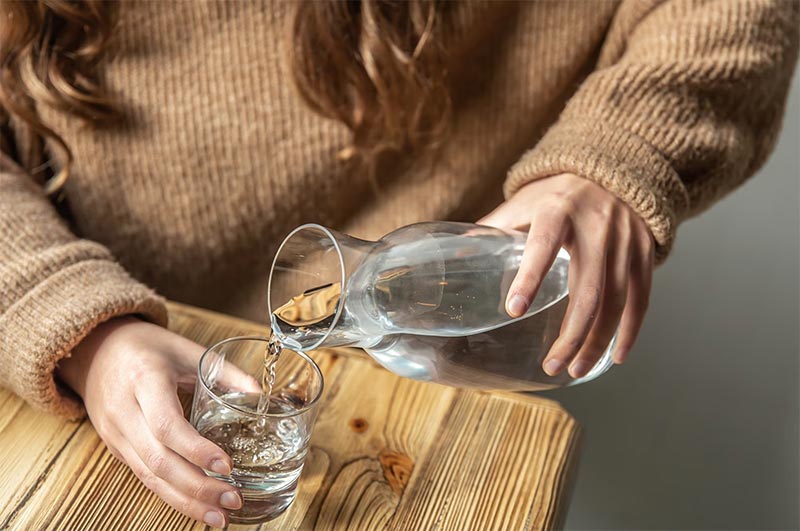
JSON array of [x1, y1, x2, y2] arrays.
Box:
[[200, 397, 305, 471]]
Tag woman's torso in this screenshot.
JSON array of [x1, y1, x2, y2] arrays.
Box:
[[31, 0, 619, 321]]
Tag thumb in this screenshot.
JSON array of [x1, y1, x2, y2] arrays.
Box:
[[478, 205, 513, 229], [479, 201, 531, 231]]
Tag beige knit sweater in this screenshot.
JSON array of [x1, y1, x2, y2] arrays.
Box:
[[1, 0, 797, 419]]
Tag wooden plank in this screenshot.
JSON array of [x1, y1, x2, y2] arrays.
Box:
[[0, 302, 581, 530], [0, 389, 83, 528]]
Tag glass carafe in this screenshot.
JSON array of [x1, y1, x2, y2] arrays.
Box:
[[267, 222, 614, 391]]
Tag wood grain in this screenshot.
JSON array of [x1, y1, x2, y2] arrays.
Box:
[[0, 301, 581, 530]]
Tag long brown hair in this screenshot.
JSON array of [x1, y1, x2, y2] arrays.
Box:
[[0, 1, 450, 194]]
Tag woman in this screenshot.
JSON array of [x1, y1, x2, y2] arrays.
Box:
[[1, 0, 797, 526]]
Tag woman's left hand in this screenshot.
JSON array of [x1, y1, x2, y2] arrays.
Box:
[[479, 173, 655, 378]]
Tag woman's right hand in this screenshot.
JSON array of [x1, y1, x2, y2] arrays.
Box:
[[57, 316, 252, 528]]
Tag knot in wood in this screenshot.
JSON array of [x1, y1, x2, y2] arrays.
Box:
[[349, 418, 369, 432], [379, 450, 414, 495]]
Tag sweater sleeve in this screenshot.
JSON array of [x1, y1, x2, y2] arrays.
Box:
[[0, 140, 167, 420], [504, 0, 799, 261]]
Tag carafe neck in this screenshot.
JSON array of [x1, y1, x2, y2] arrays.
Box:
[[268, 224, 374, 351]]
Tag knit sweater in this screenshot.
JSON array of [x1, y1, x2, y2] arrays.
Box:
[[1, 0, 797, 419]]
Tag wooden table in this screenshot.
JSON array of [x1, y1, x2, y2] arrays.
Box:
[[0, 302, 581, 530]]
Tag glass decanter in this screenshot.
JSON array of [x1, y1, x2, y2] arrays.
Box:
[[267, 222, 614, 391]]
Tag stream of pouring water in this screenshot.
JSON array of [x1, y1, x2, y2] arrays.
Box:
[[258, 284, 339, 415], [257, 333, 283, 415]]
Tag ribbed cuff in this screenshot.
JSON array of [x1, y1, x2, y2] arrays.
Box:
[[504, 120, 690, 262], [0, 259, 168, 420]]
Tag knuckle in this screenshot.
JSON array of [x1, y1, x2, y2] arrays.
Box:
[[129, 360, 157, 382], [561, 334, 584, 353], [177, 497, 194, 517], [593, 202, 615, 221], [579, 286, 603, 312], [191, 479, 218, 502], [129, 365, 146, 381], [139, 469, 160, 492], [528, 232, 560, 249], [545, 194, 578, 217], [145, 449, 169, 477], [189, 480, 207, 501], [183, 445, 207, 467], [152, 414, 174, 442]]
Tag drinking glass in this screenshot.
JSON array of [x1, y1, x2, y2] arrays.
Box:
[[191, 336, 323, 523]]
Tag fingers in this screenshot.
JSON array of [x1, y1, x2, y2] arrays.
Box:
[[111, 434, 231, 528], [479, 199, 530, 230], [120, 409, 241, 511], [168, 335, 259, 394], [569, 223, 631, 378], [217, 362, 262, 394], [613, 230, 654, 364], [134, 375, 234, 475], [480, 174, 655, 377], [505, 209, 569, 317], [118, 410, 242, 515], [542, 229, 608, 376], [194, 349, 262, 395]]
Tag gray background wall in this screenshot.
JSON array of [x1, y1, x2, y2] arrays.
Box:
[[547, 71, 799, 529]]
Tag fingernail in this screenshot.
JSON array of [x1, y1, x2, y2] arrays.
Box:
[[210, 459, 231, 475], [203, 510, 225, 528], [507, 295, 529, 317], [220, 490, 242, 510], [544, 359, 564, 375], [570, 360, 591, 378], [613, 348, 628, 364]]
